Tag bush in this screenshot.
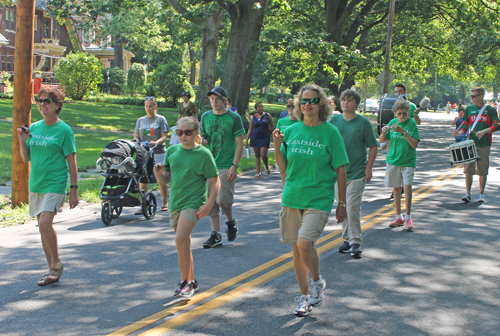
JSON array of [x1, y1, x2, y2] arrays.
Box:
[[108, 67, 126, 95], [54, 52, 103, 100], [150, 62, 190, 105], [265, 93, 277, 104], [127, 63, 146, 95]]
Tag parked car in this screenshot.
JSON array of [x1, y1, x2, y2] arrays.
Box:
[[360, 99, 379, 113], [377, 94, 399, 135]]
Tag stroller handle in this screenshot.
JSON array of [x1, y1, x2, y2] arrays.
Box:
[[97, 157, 137, 170], [140, 142, 157, 151]]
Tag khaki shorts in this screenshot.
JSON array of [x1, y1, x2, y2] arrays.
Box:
[[169, 208, 199, 227], [384, 164, 416, 188], [208, 169, 235, 217], [29, 192, 65, 217], [280, 207, 330, 244], [464, 146, 490, 176]]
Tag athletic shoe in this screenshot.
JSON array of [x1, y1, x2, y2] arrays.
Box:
[[308, 276, 326, 307], [389, 218, 404, 227], [176, 280, 194, 298], [461, 194, 471, 203], [350, 243, 362, 258], [174, 281, 183, 296], [294, 295, 312, 317], [405, 218, 414, 230], [193, 279, 199, 292], [203, 231, 222, 248], [478, 194, 485, 203], [226, 218, 239, 242], [338, 241, 351, 253]]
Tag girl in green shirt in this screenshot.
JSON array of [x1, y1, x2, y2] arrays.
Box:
[[154, 117, 220, 298]]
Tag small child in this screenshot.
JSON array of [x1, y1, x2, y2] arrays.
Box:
[[379, 100, 420, 231], [154, 117, 220, 298]]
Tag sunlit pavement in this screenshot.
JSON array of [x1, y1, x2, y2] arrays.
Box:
[[2, 113, 500, 335]]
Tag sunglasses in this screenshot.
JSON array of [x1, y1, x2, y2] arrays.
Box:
[[175, 129, 195, 136], [145, 96, 155, 100], [37, 98, 53, 105], [471, 95, 480, 98], [396, 112, 408, 116], [287, 105, 294, 109], [300, 98, 320, 105]]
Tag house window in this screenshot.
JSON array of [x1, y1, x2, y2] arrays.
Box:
[[43, 18, 51, 38], [52, 20, 59, 39], [6, 9, 16, 31], [34, 15, 38, 31], [1, 52, 5, 71], [6, 52, 12, 72], [42, 57, 50, 72]]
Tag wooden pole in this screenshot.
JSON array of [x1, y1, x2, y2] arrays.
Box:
[[382, 0, 396, 94], [363, 78, 368, 113], [11, 0, 35, 207]]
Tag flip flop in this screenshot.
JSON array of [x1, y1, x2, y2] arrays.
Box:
[[134, 210, 143, 215], [161, 206, 169, 211], [253, 174, 262, 179], [38, 264, 64, 286]]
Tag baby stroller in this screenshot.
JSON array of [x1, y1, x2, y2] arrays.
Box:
[[96, 139, 157, 225]]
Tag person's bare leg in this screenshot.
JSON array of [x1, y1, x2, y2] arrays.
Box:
[[261, 147, 270, 174], [297, 238, 320, 282], [394, 187, 402, 215], [253, 147, 261, 175], [479, 175, 487, 194], [38, 211, 60, 270], [404, 185, 412, 215], [174, 215, 196, 281], [159, 183, 169, 208], [292, 242, 310, 295], [210, 215, 220, 232], [140, 183, 148, 193], [465, 173, 473, 194]]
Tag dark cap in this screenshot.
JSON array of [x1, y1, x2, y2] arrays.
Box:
[[182, 91, 191, 98], [207, 86, 227, 98]]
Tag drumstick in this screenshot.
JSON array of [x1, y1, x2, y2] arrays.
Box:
[[451, 120, 466, 138]]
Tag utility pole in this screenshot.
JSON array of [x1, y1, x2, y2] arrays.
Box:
[[434, 71, 437, 111], [382, 0, 396, 94], [11, 0, 35, 207]]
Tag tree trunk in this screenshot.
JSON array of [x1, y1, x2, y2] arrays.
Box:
[[113, 37, 124, 69], [188, 41, 196, 86], [459, 84, 465, 104], [220, 0, 267, 117], [196, 12, 223, 107]]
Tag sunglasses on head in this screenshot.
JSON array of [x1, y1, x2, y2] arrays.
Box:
[[145, 96, 155, 100], [175, 129, 195, 136], [37, 98, 53, 105], [287, 105, 294, 109], [300, 98, 320, 105]]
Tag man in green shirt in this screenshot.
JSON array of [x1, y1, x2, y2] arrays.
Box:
[[394, 83, 421, 125], [453, 86, 500, 203], [329, 90, 378, 257], [200, 87, 245, 248]]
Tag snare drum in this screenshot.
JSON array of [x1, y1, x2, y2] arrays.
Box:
[[449, 140, 479, 165]]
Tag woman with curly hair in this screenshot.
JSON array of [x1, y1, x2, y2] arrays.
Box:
[[273, 84, 348, 317]]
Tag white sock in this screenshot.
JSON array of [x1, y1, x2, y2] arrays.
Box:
[[396, 214, 403, 220], [405, 214, 411, 220]]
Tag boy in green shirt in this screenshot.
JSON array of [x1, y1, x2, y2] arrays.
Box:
[[329, 90, 378, 257], [200, 87, 245, 248], [380, 100, 420, 231]]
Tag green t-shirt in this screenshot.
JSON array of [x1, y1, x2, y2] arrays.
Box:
[[280, 122, 349, 212], [328, 114, 378, 181], [200, 110, 245, 169], [164, 144, 219, 212], [276, 117, 299, 134], [409, 102, 417, 119], [385, 118, 420, 167], [27, 119, 77, 194], [459, 104, 499, 147]]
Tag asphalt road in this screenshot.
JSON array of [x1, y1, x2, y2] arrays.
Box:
[[2, 112, 500, 336]]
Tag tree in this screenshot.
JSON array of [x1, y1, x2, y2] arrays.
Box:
[[54, 52, 103, 100], [127, 63, 146, 95], [150, 62, 192, 105]]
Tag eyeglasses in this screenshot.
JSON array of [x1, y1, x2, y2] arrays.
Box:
[[175, 129, 195, 136], [300, 98, 320, 105], [37, 98, 53, 105], [145, 96, 155, 100], [396, 112, 408, 116], [471, 94, 480, 98], [287, 105, 294, 109]]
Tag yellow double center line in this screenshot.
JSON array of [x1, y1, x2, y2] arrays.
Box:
[[109, 167, 461, 336]]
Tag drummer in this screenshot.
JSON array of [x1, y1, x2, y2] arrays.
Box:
[[453, 87, 500, 203]]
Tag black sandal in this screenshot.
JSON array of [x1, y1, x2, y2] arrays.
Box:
[[38, 264, 64, 286]]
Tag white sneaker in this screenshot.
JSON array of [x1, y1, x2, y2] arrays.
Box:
[[461, 194, 471, 203], [294, 295, 312, 317], [478, 194, 485, 202], [308, 276, 326, 307]]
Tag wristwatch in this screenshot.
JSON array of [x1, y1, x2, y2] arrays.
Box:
[[232, 163, 239, 168], [70, 185, 78, 189], [338, 200, 346, 207], [401, 131, 406, 136]]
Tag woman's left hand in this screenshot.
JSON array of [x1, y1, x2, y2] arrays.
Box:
[[336, 205, 347, 223], [148, 141, 156, 147], [69, 189, 79, 209], [197, 203, 211, 218]]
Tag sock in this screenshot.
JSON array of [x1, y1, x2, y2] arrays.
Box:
[[405, 214, 411, 220], [396, 214, 403, 220]]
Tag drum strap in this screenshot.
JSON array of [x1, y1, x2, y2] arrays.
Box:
[[467, 105, 487, 137]]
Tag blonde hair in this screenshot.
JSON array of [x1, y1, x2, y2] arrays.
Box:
[[293, 84, 332, 121], [472, 87, 485, 96], [177, 116, 202, 145], [393, 100, 410, 113]]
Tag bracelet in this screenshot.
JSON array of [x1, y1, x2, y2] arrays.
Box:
[[70, 185, 78, 189], [338, 200, 346, 207]]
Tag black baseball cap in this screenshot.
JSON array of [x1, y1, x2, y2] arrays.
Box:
[[182, 91, 191, 97], [207, 86, 227, 98]]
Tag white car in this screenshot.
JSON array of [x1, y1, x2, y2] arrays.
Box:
[[360, 99, 379, 113]]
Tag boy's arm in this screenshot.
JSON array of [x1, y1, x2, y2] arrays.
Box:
[[227, 134, 244, 182], [364, 146, 377, 183]]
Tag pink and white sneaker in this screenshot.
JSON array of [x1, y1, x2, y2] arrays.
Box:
[[405, 218, 414, 230], [389, 217, 404, 227]]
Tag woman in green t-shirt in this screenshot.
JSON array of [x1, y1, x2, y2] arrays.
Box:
[[154, 117, 220, 298], [17, 88, 79, 286], [273, 84, 349, 317]]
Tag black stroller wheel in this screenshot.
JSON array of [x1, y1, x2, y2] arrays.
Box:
[[111, 206, 123, 219], [142, 192, 157, 220], [101, 202, 112, 225]]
